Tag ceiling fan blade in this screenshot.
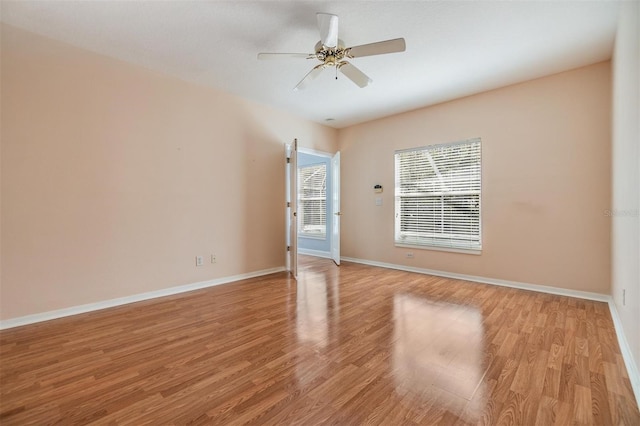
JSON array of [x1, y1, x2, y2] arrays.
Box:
[[317, 13, 339, 48], [258, 53, 314, 60], [339, 62, 372, 88], [346, 38, 406, 58], [294, 64, 325, 91]]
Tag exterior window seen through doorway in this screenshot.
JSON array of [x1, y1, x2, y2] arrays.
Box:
[[298, 164, 327, 238]]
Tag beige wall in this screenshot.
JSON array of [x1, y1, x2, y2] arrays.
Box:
[[612, 1, 640, 386], [339, 61, 612, 294], [0, 25, 337, 320]]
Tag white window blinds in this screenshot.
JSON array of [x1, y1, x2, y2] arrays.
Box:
[[395, 138, 481, 251], [298, 164, 327, 238]]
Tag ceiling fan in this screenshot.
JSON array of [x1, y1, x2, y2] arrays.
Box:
[[258, 13, 406, 90]]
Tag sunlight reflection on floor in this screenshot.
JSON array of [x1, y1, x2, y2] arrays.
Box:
[[392, 294, 487, 422], [295, 270, 330, 345]]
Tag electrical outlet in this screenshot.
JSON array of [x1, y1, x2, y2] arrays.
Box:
[[211, 254, 216, 264], [406, 252, 414, 259], [195, 256, 204, 266], [623, 289, 626, 306]]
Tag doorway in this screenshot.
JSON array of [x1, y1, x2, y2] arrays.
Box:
[[297, 148, 340, 268], [286, 143, 340, 278], [298, 149, 332, 259]]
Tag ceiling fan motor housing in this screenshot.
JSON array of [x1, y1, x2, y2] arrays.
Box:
[[315, 40, 347, 67]]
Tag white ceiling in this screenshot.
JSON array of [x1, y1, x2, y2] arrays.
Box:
[[1, 1, 620, 128]]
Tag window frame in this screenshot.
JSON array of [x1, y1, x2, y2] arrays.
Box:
[[394, 138, 482, 254], [297, 162, 328, 239]]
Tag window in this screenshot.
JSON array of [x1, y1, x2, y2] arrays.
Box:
[[395, 138, 481, 252], [298, 163, 327, 238]]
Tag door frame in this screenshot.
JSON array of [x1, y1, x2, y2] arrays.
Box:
[[330, 151, 340, 266]]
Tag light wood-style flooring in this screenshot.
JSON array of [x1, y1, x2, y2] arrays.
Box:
[[1, 256, 638, 424]]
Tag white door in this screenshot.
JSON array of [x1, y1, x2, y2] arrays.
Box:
[[331, 151, 341, 266], [285, 140, 298, 279]]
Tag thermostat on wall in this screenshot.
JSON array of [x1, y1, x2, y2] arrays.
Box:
[[374, 185, 383, 193]]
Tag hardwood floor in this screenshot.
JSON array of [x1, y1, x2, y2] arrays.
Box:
[[1, 256, 638, 425]]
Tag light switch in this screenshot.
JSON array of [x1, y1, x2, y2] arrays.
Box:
[[375, 197, 383, 206]]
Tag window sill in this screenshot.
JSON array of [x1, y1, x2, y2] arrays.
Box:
[[395, 243, 482, 256]]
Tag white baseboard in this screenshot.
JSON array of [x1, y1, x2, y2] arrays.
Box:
[[341, 255, 639, 409], [298, 248, 332, 259], [608, 300, 640, 409], [341, 256, 609, 302], [0, 266, 285, 330]]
